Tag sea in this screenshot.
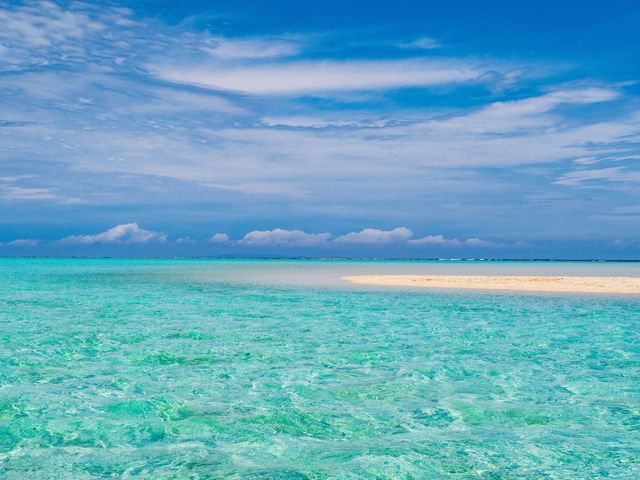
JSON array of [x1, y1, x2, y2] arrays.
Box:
[[1, 259, 639, 479]]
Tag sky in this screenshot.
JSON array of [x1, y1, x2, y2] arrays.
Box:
[[1, 0, 639, 258]]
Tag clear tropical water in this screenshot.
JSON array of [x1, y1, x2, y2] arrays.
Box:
[[0, 259, 639, 479]]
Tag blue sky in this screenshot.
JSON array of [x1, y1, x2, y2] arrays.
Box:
[[1, 0, 639, 258]]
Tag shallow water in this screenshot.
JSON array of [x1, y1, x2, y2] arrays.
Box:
[[0, 259, 639, 479]]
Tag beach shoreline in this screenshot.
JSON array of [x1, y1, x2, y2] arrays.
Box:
[[342, 275, 640, 294]]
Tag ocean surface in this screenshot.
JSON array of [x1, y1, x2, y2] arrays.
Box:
[[1, 259, 639, 479]]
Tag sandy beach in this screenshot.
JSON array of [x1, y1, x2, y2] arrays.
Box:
[[342, 275, 640, 294]]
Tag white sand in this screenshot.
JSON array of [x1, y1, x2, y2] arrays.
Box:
[[342, 275, 640, 294]]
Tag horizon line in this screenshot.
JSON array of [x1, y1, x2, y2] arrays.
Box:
[[1, 256, 639, 262]]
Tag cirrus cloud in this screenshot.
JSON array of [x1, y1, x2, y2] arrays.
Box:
[[7, 238, 40, 246], [201, 36, 302, 60], [152, 59, 487, 95]]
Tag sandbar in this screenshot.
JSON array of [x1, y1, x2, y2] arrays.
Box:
[[342, 275, 640, 294]]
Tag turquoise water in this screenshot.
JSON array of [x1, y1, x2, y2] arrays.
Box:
[[0, 259, 639, 479]]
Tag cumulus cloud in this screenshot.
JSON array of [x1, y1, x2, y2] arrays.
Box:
[[410, 235, 504, 248], [223, 227, 511, 249], [334, 227, 414, 245], [464, 237, 500, 248], [60, 223, 167, 244], [231, 227, 509, 249], [209, 233, 231, 243], [238, 228, 331, 246], [409, 234, 463, 246], [176, 236, 197, 244]]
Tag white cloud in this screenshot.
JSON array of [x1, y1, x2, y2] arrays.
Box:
[[153, 59, 486, 95], [554, 167, 640, 186], [238, 229, 331, 246], [612, 238, 638, 247], [0, 183, 85, 204], [613, 205, 640, 215], [160, 89, 630, 194], [2, 186, 57, 201], [253, 87, 620, 140], [0, 175, 34, 182], [261, 116, 392, 129], [400, 37, 440, 50], [409, 234, 463, 246], [464, 237, 500, 247], [409, 234, 503, 248], [573, 157, 600, 165], [223, 228, 512, 249], [0, 1, 107, 70], [234, 227, 506, 248], [420, 87, 620, 134], [0, 1, 101, 47], [209, 233, 230, 243], [125, 87, 247, 116], [176, 236, 197, 244], [201, 36, 301, 59], [7, 239, 40, 246], [6, 85, 632, 215], [60, 223, 167, 244], [202, 182, 305, 197], [334, 227, 413, 245]]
